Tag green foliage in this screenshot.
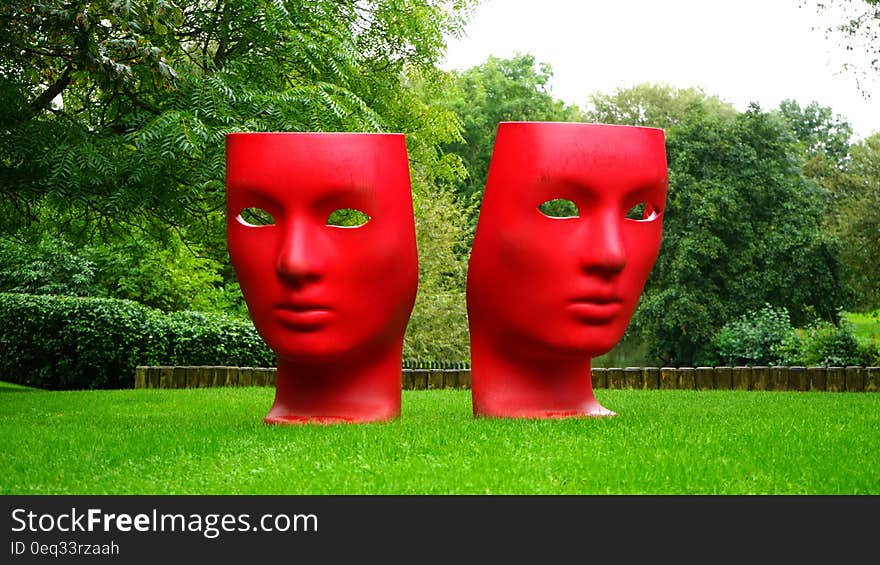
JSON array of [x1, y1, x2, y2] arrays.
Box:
[[844, 310, 880, 344], [776, 99, 853, 165], [404, 182, 473, 361], [0, 230, 248, 316], [808, 133, 880, 309], [585, 83, 736, 129], [0, 235, 96, 296], [800, 318, 864, 366], [0, 293, 273, 390], [633, 101, 848, 365], [161, 310, 274, 367], [0, 1, 477, 361], [714, 305, 879, 367], [538, 198, 579, 218], [436, 53, 585, 202], [714, 304, 803, 366]]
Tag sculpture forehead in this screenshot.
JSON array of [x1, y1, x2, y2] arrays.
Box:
[[226, 133, 409, 200], [491, 122, 668, 191]]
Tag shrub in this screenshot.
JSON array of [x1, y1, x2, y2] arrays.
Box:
[[858, 339, 880, 366], [714, 304, 803, 366], [800, 318, 863, 366], [0, 293, 274, 390], [163, 310, 275, 367]]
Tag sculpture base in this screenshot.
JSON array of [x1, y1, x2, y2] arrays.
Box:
[[263, 413, 398, 425], [474, 406, 617, 420]]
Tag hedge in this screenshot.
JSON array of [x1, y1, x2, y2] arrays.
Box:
[[0, 292, 275, 390]]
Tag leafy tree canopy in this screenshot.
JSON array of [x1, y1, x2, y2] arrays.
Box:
[[628, 98, 848, 364], [0, 0, 475, 245], [436, 52, 585, 203], [585, 83, 736, 129], [776, 98, 853, 165], [808, 132, 880, 309]]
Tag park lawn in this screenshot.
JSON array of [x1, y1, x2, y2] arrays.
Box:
[[0, 381, 37, 392], [845, 310, 880, 345], [1, 386, 878, 495]]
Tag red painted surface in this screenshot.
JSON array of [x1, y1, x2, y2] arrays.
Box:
[[467, 122, 668, 418], [226, 133, 418, 424]]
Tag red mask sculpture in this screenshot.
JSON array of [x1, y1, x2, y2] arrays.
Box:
[[466, 122, 668, 419], [226, 133, 419, 424]]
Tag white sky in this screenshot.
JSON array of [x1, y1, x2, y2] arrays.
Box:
[[441, 0, 880, 140]]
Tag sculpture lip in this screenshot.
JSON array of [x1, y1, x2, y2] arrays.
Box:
[[566, 296, 623, 323], [569, 295, 623, 305], [274, 302, 332, 312], [273, 302, 334, 329]]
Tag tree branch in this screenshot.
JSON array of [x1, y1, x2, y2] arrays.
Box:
[[28, 67, 72, 116]]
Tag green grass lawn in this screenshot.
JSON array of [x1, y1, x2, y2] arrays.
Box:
[[0, 380, 37, 392], [845, 310, 880, 344], [1, 386, 878, 494]]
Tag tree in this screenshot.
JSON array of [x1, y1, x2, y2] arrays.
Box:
[[585, 83, 736, 129], [805, 0, 880, 91], [0, 1, 474, 252], [776, 98, 853, 165], [0, 1, 474, 244], [438, 53, 585, 203], [0, 1, 481, 361], [808, 133, 880, 309], [404, 183, 474, 361], [633, 103, 848, 365]]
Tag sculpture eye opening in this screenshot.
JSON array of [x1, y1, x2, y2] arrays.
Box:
[[238, 207, 275, 226], [327, 208, 371, 228], [626, 202, 660, 222], [538, 198, 579, 219]]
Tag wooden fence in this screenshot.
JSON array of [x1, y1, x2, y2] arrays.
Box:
[[135, 365, 880, 392]]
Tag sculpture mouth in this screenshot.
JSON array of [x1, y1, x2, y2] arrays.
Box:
[[273, 303, 333, 329], [566, 297, 623, 323]]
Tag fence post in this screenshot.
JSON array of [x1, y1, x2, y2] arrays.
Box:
[[624, 367, 642, 389], [751, 366, 769, 391], [696, 367, 714, 391], [826, 367, 844, 392], [239, 367, 253, 387], [401, 369, 414, 390], [660, 367, 677, 390], [427, 369, 444, 390], [607, 368, 625, 389], [788, 366, 808, 391], [457, 369, 472, 390], [171, 367, 186, 389], [732, 366, 751, 390], [769, 366, 787, 391], [678, 367, 696, 389], [715, 366, 732, 390], [134, 366, 147, 389], [414, 370, 427, 391], [591, 367, 608, 389], [199, 366, 215, 387], [808, 367, 827, 392], [443, 370, 458, 389], [158, 366, 172, 389], [643, 367, 660, 390], [844, 366, 863, 392], [866, 367, 879, 392]]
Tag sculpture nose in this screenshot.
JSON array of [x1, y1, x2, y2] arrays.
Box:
[[579, 213, 627, 276], [276, 219, 326, 285]]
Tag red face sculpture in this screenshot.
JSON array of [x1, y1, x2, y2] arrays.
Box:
[[226, 133, 418, 424], [466, 122, 668, 419]]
